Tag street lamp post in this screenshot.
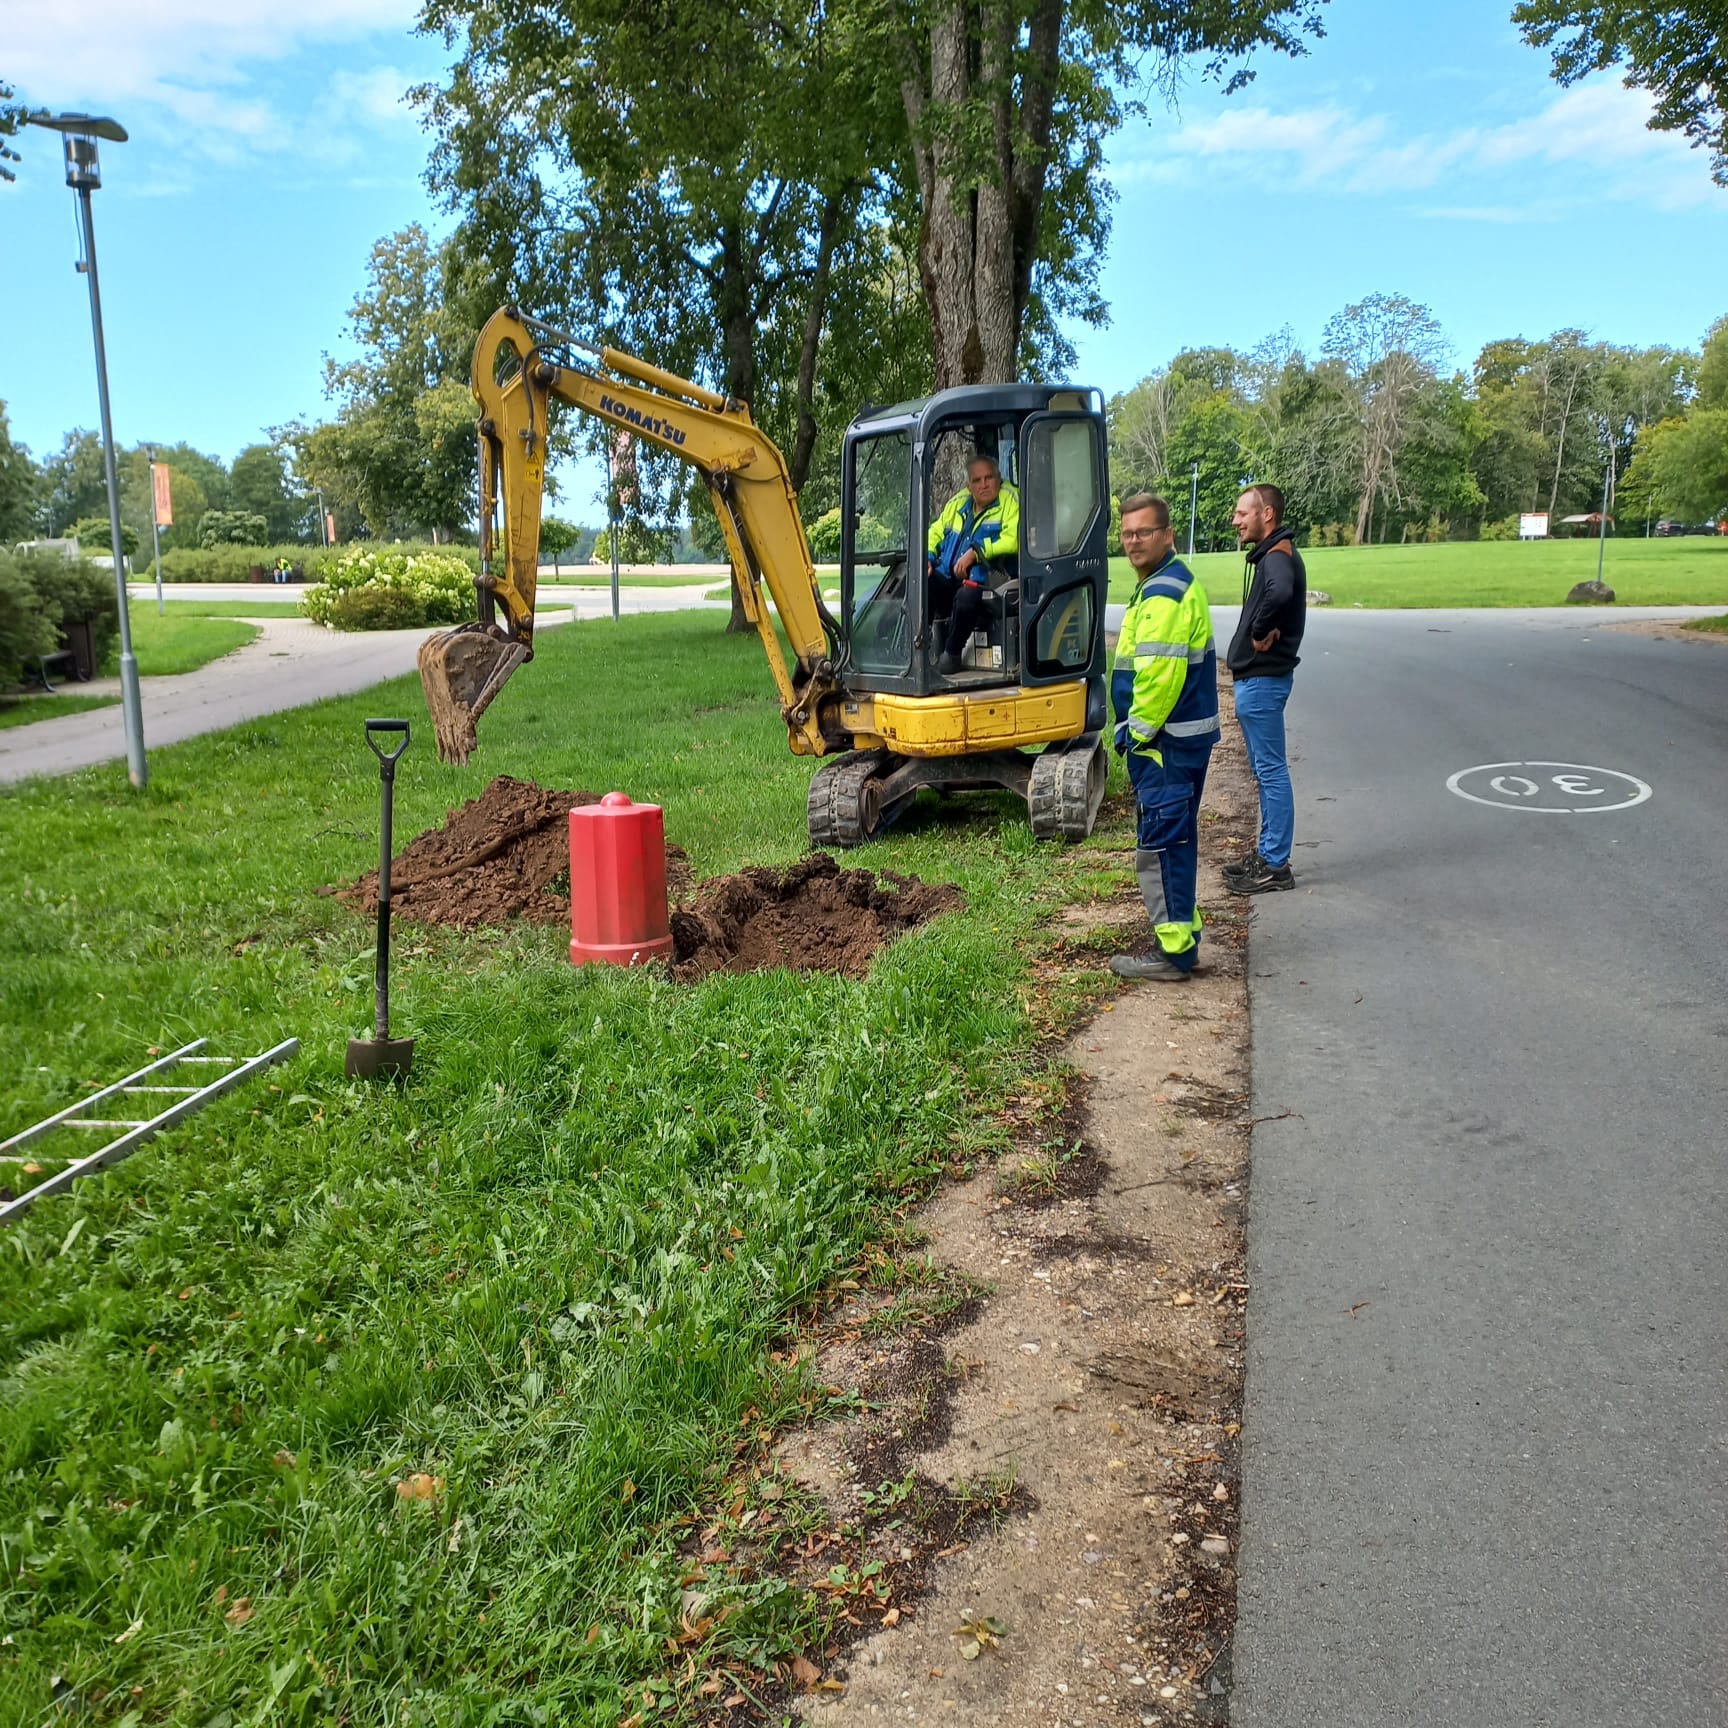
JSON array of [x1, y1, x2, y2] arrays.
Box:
[[29, 111, 146, 787], [1187, 461, 1199, 559]]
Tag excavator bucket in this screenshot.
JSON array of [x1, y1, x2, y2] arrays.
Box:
[[417, 622, 531, 765]]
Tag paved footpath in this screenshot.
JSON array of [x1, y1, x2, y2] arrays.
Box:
[[1233, 607, 1728, 1727], [0, 584, 728, 784]]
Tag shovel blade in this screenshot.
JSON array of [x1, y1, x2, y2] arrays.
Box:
[[417, 623, 530, 765], [346, 1037, 415, 1080]]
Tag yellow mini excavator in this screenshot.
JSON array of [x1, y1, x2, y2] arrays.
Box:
[[419, 306, 1114, 846]]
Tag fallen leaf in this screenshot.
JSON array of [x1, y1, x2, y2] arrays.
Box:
[[723, 1693, 747, 1709], [224, 1597, 254, 1625], [958, 1640, 982, 1661], [1172, 1292, 1196, 1307], [114, 1616, 143, 1644], [396, 1473, 443, 1501], [272, 1449, 296, 1470], [818, 1678, 845, 1692], [698, 1678, 723, 1698], [791, 1654, 820, 1688], [882, 1607, 900, 1627], [622, 1479, 637, 1503]]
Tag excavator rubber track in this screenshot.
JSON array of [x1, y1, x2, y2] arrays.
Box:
[[1027, 733, 1108, 841]]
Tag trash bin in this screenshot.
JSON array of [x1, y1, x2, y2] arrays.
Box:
[[249, 564, 268, 583], [62, 615, 97, 682]]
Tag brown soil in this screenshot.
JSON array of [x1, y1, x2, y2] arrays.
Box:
[[1606, 617, 1728, 646], [330, 775, 691, 928], [330, 778, 960, 980], [669, 853, 964, 982]]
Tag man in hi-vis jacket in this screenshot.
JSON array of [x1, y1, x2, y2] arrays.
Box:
[[1108, 493, 1220, 983]]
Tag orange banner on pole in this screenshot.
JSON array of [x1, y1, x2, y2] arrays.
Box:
[[151, 462, 173, 527]]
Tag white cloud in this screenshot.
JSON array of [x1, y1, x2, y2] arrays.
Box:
[[4, 0, 419, 164], [1115, 76, 1722, 212]]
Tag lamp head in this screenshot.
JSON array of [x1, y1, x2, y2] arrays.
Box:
[[23, 111, 127, 190]]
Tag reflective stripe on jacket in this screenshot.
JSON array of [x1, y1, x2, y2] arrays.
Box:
[[1111, 554, 1219, 761], [926, 482, 1020, 579]]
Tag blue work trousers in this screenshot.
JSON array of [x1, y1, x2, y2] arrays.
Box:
[[1233, 672, 1295, 868], [1127, 747, 1211, 970]]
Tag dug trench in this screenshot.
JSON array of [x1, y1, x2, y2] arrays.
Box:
[[670, 707, 1261, 1728]]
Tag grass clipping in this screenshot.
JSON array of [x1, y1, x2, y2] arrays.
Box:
[[331, 774, 961, 975]]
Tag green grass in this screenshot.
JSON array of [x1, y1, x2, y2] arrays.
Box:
[[123, 606, 260, 676], [149, 601, 305, 619], [0, 693, 119, 730], [1683, 611, 1728, 633], [0, 613, 1125, 1725], [1107, 535, 1728, 608]]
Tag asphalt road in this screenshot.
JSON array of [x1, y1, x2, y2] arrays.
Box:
[[1232, 610, 1728, 1726]]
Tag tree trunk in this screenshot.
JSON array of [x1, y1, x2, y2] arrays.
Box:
[[789, 193, 846, 492]]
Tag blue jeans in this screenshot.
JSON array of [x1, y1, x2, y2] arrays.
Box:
[[1233, 673, 1294, 868]]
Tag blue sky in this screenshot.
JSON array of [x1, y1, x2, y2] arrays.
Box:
[[4, 0, 1727, 527]]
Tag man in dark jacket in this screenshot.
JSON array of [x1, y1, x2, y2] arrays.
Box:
[[1224, 484, 1305, 894]]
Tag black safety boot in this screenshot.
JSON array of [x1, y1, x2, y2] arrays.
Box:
[[937, 651, 963, 675], [1227, 857, 1294, 895]]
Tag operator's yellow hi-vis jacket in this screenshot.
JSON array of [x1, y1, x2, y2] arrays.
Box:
[[926, 481, 1020, 579], [1111, 552, 1220, 763]]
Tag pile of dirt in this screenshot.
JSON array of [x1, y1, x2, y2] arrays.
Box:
[[333, 775, 691, 928], [669, 852, 962, 981]]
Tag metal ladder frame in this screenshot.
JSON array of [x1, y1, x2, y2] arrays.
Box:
[[0, 1037, 299, 1227]]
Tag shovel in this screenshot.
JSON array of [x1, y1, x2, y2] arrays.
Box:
[[346, 719, 415, 1080]]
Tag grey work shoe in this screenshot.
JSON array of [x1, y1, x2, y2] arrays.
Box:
[[1227, 858, 1294, 895], [1108, 952, 1193, 983]]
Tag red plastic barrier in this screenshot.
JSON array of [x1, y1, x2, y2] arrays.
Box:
[[569, 792, 673, 965]]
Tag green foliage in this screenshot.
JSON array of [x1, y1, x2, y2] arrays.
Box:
[[40, 431, 110, 534], [803, 508, 887, 562], [539, 516, 581, 572], [197, 509, 270, 548], [592, 522, 678, 566], [1516, 0, 1728, 182], [0, 400, 38, 542], [1628, 410, 1728, 520], [290, 227, 479, 541], [229, 444, 303, 543], [0, 552, 56, 683], [71, 515, 139, 559], [302, 544, 476, 629]]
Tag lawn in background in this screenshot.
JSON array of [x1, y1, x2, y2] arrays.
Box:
[[0, 611, 1124, 1724], [125, 605, 260, 676], [0, 693, 118, 730], [1107, 535, 1728, 608]]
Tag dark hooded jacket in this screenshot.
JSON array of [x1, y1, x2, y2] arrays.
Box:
[[1226, 524, 1305, 679]]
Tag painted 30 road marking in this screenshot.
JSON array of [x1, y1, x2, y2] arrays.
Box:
[[1446, 762, 1652, 814]]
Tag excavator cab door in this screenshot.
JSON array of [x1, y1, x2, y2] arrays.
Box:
[[1015, 410, 1109, 689]]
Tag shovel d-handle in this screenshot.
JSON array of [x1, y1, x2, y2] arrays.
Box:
[[365, 720, 411, 1044]]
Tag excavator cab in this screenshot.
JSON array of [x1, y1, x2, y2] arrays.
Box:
[[838, 387, 1109, 704]]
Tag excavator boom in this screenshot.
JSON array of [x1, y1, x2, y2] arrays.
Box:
[[419, 307, 839, 764]]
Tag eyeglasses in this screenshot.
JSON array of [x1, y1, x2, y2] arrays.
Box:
[[1119, 528, 1165, 541]]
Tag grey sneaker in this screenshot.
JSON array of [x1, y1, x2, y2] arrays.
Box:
[[1109, 953, 1192, 983], [1227, 858, 1294, 895]]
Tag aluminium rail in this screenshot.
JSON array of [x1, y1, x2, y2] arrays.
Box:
[[0, 1036, 299, 1226]]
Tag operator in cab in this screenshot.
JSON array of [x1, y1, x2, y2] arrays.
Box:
[[926, 455, 1020, 675]]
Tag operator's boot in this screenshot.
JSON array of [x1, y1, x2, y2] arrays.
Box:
[[1109, 848, 1196, 983]]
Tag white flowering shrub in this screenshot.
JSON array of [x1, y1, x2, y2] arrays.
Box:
[[301, 546, 476, 631]]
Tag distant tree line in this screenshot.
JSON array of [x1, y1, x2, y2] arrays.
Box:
[[0, 403, 320, 554], [1108, 294, 1717, 547]]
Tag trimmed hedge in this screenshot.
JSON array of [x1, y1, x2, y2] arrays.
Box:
[[156, 542, 481, 584]]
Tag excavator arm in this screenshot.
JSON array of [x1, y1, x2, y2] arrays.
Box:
[[419, 306, 843, 764]]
